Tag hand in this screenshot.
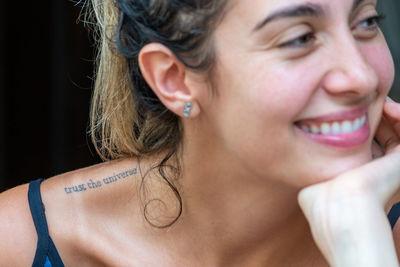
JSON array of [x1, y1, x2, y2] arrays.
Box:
[[298, 98, 400, 267]]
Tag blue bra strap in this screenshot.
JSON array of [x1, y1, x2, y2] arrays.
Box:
[[28, 179, 64, 267], [389, 202, 400, 229]]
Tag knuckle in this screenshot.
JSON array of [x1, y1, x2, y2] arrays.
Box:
[[384, 136, 399, 150]]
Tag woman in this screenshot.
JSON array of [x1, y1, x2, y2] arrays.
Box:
[[1, 0, 400, 266]]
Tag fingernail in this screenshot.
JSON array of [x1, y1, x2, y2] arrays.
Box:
[[386, 96, 395, 103]]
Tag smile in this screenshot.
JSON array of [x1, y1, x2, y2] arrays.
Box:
[[297, 114, 367, 135], [295, 107, 371, 148]]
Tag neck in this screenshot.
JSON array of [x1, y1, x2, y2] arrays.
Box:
[[155, 137, 326, 266]]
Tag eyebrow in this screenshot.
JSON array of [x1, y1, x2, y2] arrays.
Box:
[[253, 0, 367, 32]]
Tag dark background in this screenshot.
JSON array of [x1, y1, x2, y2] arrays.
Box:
[[0, 1, 101, 191], [0, 1, 400, 192]]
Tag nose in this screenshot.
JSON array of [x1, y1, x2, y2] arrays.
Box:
[[321, 33, 379, 98]]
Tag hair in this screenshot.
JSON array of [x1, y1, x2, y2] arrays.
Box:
[[87, 0, 228, 227]]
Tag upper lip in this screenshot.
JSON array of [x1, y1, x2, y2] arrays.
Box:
[[295, 106, 368, 124]]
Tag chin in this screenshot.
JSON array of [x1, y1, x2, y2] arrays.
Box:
[[296, 145, 374, 187]]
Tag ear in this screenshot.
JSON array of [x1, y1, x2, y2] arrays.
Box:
[[138, 43, 199, 118]]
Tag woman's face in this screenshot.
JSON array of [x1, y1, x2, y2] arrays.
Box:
[[199, 0, 394, 187]]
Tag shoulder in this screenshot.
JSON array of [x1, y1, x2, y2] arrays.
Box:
[[39, 157, 146, 264], [0, 157, 152, 265], [0, 183, 38, 266]]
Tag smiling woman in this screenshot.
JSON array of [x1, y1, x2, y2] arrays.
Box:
[[1, 0, 400, 266]]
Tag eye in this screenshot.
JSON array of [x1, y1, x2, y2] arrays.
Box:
[[356, 14, 386, 31], [352, 13, 386, 39], [278, 32, 316, 48]]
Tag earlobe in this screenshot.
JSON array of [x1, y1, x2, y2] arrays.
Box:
[[138, 43, 199, 118]]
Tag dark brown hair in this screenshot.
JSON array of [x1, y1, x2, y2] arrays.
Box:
[[89, 0, 228, 227]]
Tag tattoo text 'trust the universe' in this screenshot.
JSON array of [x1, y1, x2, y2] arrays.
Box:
[[64, 168, 137, 194]]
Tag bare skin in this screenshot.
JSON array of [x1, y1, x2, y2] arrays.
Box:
[[0, 0, 398, 266], [0, 157, 328, 267], [2, 148, 400, 266], [299, 100, 400, 266]]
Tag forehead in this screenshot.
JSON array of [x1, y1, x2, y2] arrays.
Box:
[[223, 0, 376, 26]]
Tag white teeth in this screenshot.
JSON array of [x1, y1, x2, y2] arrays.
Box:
[[301, 125, 310, 133], [353, 118, 361, 131], [320, 123, 331, 134], [311, 125, 320, 134], [361, 115, 366, 125], [341, 121, 353, 134], [331, 122, 341, 134], [298, 114, 367, 135]]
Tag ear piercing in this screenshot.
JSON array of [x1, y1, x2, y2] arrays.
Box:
[[183, 102, 193, 117]]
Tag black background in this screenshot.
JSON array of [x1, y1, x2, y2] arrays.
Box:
[[0, 1, 101, 191]]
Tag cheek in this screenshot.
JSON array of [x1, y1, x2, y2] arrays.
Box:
[[364, 43, 395, 94], [249, 65, 317, 118]]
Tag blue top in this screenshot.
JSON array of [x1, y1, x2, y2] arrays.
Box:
[[28, 179, 65, 267]]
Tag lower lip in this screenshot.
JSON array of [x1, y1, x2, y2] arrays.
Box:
[[296, 117, 370, 148]]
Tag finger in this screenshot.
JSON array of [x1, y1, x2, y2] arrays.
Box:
[[375, 115, 400, 153], [299, 177, 400, 267], [387, 96, 395, 102], [384, 98, 400, 117], [383, 101, 400, 135], [371, 139, 384, 159]]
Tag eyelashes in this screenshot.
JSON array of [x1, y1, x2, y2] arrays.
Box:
[[278, 32, 316, 48], [278, 13, 386, 50], [352, 13, 386, 40], [357, 14, 386, 30]]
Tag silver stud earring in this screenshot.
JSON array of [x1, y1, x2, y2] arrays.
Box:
[[183, 102, 193, 117]]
